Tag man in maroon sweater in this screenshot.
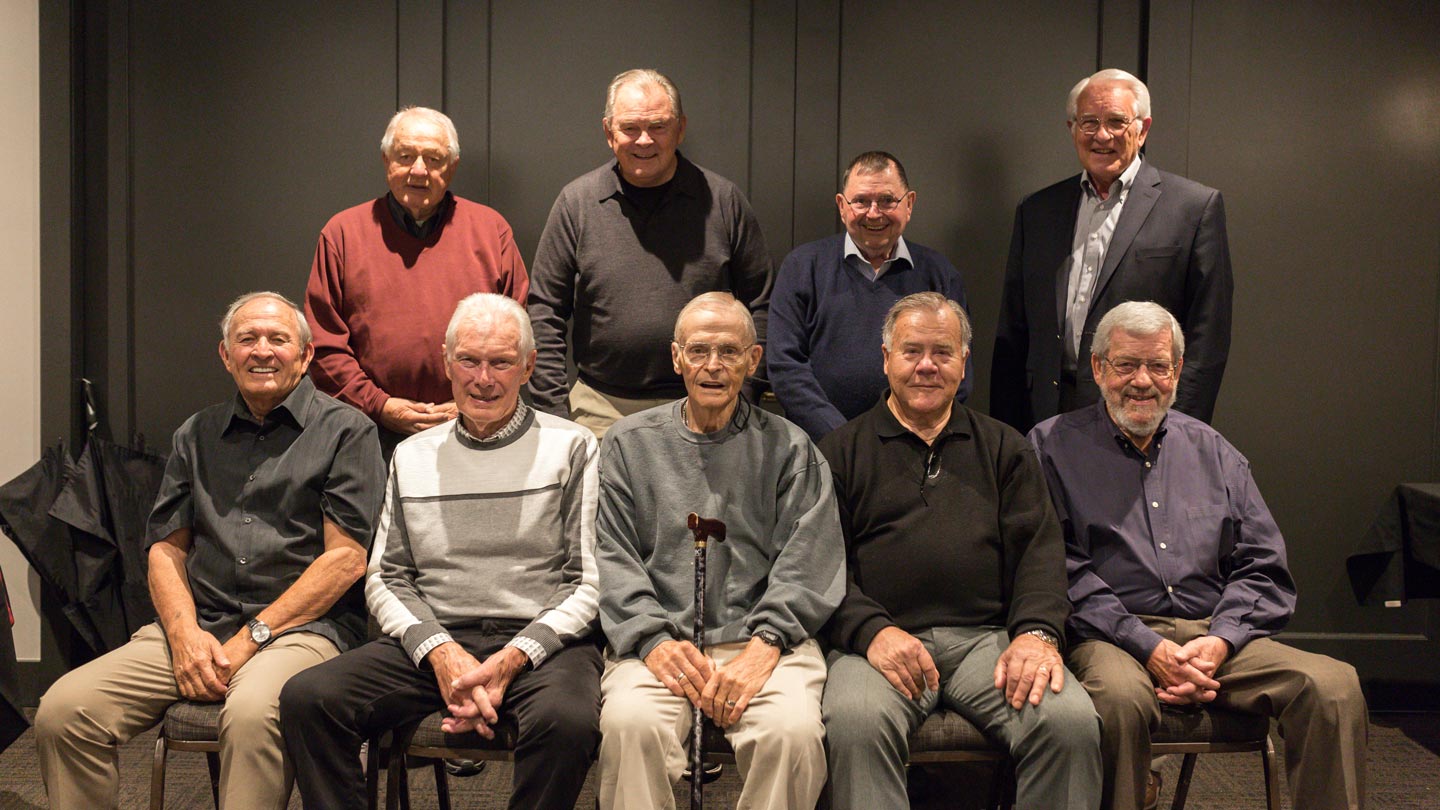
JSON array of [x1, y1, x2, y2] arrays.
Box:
[[306, 107, 530, 455]]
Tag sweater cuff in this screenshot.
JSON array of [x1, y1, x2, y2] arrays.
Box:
[[513, 622, 564, 668], [637, 630, 677, 661], [402, 621, 452, 667], [853, 617, 896, 657]]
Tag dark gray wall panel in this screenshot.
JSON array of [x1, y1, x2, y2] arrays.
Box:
[[836, 1, 1098, 409], [1151, 1, 1440, 682], [128, 2, 398, 443], [485, 1, 756, 267]]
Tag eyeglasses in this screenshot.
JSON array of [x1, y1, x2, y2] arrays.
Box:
[[841, 193, 908, 214], [1102, 357, 1177, 380], [1074, 115, 1137, 136], [679, 342, 753, 366]]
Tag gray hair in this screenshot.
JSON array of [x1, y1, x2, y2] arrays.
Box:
[[604, 68, 684, 123], [219, 291, 311, 347], [881, 292, 971, 353], [1067, 68, 1152, 121], [444, 293, 534, 358], [841, 151, 910, 192], [673, 292, 755, 345], [1091, 301, 1185, 361], [381, 106, 460, 164]]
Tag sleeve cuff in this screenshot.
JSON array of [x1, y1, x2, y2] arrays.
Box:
[[1118, 621, 1167, 664], [1207, 622, 1250, 655], [407, 627, 453, 667], [506, 637, 545, 668], [637, 631, 676, 661]]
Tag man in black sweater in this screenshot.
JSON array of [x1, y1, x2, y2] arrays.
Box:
[[818, 292, 1101, 809]]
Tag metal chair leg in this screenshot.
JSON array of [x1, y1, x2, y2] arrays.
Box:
[[150, 736, 167, 809], [1261, 735, 1282, 810], [205, 751, 221, 807], [1170, 753, 1197, 810], [432, 757, 452, 810]]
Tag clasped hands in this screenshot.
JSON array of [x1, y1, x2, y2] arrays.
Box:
[[168, 625, 262, 702], [1146, 635, 1230, 706], [644, 637, 780, 728], [432, 642, 529, 738]]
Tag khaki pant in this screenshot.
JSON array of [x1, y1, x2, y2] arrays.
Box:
[[597, 639, 828, 810], [35, 622, 338, 810], [1068, 616, 1367, 810], [568, 379, 672, 441]]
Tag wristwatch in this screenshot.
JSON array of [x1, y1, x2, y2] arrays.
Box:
[[247, 618, 272, 645], [1024, 628, 1060, 648], [753, 629, 787, 653]]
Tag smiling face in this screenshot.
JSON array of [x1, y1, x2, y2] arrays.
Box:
[[1092, 327, 1181, 447], [837, 162, 914, 266], [383, 114, 456, 221], [671, 304, 761, 424], [445, 316, 535, 439], [604, 81, 686, 187], [882, 307, 967, 424], [1069, 80, 1151, 193], [219, 297, 314, 419]]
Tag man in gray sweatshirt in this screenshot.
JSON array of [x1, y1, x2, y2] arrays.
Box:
[[595, 292, 845, 810]]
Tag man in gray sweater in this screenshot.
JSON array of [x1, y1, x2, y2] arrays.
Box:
[[595, 292, 845, 810], [527, 68, 773, 439]]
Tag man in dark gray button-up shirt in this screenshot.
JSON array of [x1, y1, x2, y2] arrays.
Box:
[[1029, 301, 1366, 810], [34, 291, 384, 810]]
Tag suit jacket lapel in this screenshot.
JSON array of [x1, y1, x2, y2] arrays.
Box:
[[1093, 161, 1162, 304], [1049, 177, 1084, 332]]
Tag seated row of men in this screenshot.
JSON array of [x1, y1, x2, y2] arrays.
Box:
[[36, 290, 1365, 810], [309, 65, 1230, 460]]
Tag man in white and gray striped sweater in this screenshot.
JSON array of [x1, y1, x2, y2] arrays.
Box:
[[281, 293, 602, 810]]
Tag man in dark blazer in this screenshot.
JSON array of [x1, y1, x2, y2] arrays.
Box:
[[992, 69, 1232, 434]]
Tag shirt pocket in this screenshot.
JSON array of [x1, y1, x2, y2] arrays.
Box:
[[1182, 503, 1233, 576]]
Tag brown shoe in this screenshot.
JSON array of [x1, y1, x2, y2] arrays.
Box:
[[1144, 769, 1162, 810]]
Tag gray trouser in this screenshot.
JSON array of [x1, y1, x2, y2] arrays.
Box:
[[823, 626, 1102, 810]]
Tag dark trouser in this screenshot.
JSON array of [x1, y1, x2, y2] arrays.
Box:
[[279, 626, 602, 810]]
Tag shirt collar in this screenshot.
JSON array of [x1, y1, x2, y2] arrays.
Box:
[[870, 392, 971, 441], [225, 376, 316, 433], [1080, 154, 1144, 200], [1097, 398, 1169, 457], [843, 233, 912, 277], [385, 191, 454, 238], [602, 152, 699, 203], [454, 400, 534, 449]]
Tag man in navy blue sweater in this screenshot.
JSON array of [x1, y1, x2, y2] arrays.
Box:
[[767, 151, 972, 440]]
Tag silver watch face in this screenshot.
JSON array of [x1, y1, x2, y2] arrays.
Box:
[[249, 620, 271, 644]]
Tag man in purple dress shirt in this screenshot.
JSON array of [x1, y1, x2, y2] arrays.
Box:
[[1029, 301, 1366, 810]]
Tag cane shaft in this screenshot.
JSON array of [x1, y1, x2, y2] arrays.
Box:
[[691, 540, 707, 809]]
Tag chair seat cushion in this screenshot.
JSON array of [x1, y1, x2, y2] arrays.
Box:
[[162, 700, 223, 742], [404, 712, 520, 752], [1152, 706, 1270, 744]]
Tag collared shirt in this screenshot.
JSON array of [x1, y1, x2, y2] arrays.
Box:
[[1028, 402, 1296, 662], [842, 233, 914, 280], [819, 396, 1070, 655], [385, 191, 455, 239], [1063, 156, 1145, 369], [146, 376, 386, 650]]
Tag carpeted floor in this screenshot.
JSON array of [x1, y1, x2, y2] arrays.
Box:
[[0, 711, 1435, 808]]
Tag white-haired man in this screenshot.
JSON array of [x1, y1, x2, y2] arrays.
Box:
[[994, 68, 1233, 434], [820, 292, 1101, 810], [595, 292, 844, 809], [1029, 301, 1367, 810], [36, 292, 385, 809], [306, 106, 529, 455], [528, 69, 773, 439], [282, 293, 602, 810]]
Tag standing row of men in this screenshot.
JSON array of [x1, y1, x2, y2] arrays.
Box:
[[302, 65, 1232, 453], [31, 63, 1366, 810]]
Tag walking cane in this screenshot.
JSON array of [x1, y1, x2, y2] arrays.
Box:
[[687, 512, 726, 810]]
